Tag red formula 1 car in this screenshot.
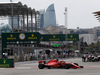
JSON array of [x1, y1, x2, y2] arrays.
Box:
[[38, 59, 83, 69]]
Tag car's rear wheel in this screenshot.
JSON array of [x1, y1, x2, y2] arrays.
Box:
[[48, 66, 51, 69], [65, 64, 71, 69], [74, 63, 79, 66], [38, 64, 44, 69]]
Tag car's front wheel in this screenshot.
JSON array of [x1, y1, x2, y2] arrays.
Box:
[[65, 64, 71, 69], [38, 64, 45, 69], [80, 66, 84, 68]]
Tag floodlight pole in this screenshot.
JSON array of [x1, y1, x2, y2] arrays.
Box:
[[65, 7, 67, 29], [64, 7, 68, 48]]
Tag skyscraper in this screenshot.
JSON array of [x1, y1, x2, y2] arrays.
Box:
[[38, 9, 45, 29], [44, 4, 56, 28]]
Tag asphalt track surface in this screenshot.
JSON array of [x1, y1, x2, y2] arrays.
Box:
[[0, 58, 100, 75]]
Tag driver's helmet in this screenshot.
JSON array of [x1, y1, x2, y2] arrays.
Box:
[[57, 59, 59, 61]]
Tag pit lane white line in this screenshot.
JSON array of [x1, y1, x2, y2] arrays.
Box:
[[84, 73, 100, 75], [0, 67, 36, 70]]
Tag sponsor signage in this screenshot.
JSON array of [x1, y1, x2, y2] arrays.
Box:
[[0, 59, 14, 68], [41, 34, 79, 41], [41, 34, 65, 41], [2, 32, 40, 44], [66, 34, 79, 41]]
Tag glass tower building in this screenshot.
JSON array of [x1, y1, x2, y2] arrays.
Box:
[[44, 4, 56, 28], [38, 9, 45, 29]]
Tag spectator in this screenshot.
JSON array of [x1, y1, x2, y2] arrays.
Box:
[[32, 53, 35, 60], [30, 53, 32, 60], [63, 52, 66, 58], [24, 54, 28, 61], [82, 54, 86, 62]]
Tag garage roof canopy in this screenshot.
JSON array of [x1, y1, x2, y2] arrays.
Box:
[[0, 2, 36, 16]]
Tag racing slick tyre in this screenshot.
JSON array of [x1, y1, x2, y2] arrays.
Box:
[[80, 66, 84, 68], [65, 64, 71, 69], [38, 64, 45, 69], [74, 63, 79, 66], [48, 66, 51, 69]]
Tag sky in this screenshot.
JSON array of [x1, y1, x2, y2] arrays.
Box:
[[0, 0, 100, 29]]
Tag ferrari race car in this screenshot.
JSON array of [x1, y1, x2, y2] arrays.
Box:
[[38, 59, 83, 69]]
